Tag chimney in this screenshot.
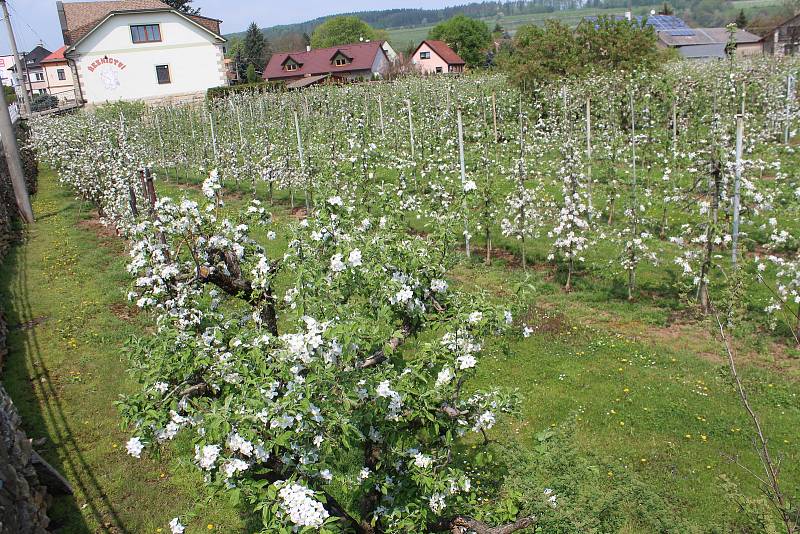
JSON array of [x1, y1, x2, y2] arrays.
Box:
[[306, 46, 311, 52]]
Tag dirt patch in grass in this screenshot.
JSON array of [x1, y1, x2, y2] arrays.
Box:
[[589, 307, 800, 376], [110, 303, 139, 321], [521, 305, 570, 335], [77, 215, 119, 240], [290, 207, 308, 219]]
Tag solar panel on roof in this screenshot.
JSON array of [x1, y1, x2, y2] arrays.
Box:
[[668, 29, 695, 36], [646, 16, 691, 30]]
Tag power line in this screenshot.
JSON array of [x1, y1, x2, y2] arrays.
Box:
[[6, 0, 50, 49]]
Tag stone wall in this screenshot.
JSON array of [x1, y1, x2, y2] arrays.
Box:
[[0, 121, 50, 534]]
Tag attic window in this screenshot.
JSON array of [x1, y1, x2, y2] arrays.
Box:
[[420, 51, 431, 59], [285, 62, 298, 72], [334, 57, 348, 66], [131, 24, 161, 43]]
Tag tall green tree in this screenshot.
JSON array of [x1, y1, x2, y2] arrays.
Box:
[[163, 0, 199, 15], [242, 22, 271, 74], [734, 9, 748, 28], [310, 16, 380, 49], [429, 15, 491, 68]]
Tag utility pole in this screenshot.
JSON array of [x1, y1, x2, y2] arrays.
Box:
[[0, 0, 32, 115], [0, 86, 34, 223]]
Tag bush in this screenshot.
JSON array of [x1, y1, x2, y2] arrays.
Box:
[[2, 85, 17, 104], [206, 81, 283, 100], [30, 94, 58, 112], [502, 17, 660, 89]]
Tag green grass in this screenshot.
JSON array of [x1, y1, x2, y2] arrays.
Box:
[[0, 167, 245, 533], [3, 164, 799, 531], [457, 258, 800, 528]]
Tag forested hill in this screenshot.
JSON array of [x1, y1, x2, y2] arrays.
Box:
[[225, 0, 590, 39]]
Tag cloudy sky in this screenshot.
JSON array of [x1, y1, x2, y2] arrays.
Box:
[[0, 0, 467, 55]]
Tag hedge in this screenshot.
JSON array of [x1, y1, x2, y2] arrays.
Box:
[[207, 81, 284, 100]]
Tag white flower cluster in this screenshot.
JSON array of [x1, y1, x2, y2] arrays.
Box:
[[278, 482, 330, 528]]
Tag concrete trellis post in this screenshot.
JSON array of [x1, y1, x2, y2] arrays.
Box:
[[732, 115, 744, 268], [457, 107, 470, 259]]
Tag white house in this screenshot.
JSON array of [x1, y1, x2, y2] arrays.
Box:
[[57, 0, 227, 105], [0, 55, 18, 87]]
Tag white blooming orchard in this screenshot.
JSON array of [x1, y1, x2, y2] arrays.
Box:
[[28, 55, 800, 531]]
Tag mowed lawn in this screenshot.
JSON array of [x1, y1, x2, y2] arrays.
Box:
[[2, 166, 799, 531]]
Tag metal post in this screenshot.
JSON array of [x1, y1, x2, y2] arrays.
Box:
[[406, 99, 415, 160], [784, 74, 794, 145], [293, 110, 309, 212], [732, 115, 744, 268], [0, 0, 31, 115]]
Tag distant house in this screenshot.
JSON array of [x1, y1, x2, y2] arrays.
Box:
[[657, 27, 762, 59], [11, 46, 52, 97], [41, 46, 78, 103], [263, 41, 391, 83], [57, 0, 228, 105], [411, 40, 465, 74], [0, 55, 18, 87], [763, 13, 800, 56], [586, 15, 762, 59]]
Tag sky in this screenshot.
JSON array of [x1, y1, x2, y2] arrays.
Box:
[[0, 0, 468, 55]]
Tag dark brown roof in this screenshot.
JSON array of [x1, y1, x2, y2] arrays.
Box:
[[59, 0, 223, 45], [264, 41, 387, 81], [418, 40, 465, 65], [187, 14, 221, 36]]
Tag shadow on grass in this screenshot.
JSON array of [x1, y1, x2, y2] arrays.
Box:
[[1, 232, 129, 533]]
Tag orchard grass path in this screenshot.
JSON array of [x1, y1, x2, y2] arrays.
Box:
[[2, 165, 798, 532], [0, 167, 245, 533]]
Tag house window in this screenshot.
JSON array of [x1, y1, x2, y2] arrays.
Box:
[[131, 24, 162, 43], [37, 88, 46, 95], [334, 57, 348, 66], [34, 72, 44, 81], [436, 66, 443, 73], [285, 62, 297, 71], [155, 64, 171, 84], [420, 51, 431, 59], [57, 68, 66, 81]]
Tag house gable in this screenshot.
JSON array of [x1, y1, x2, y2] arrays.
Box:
[[71, 10, 222, 56]]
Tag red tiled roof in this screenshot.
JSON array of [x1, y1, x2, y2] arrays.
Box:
[[264, 41, 386, 80], [60, 0, 223, 45], [419, 40, 465, 65], [41, 45, 68, 63]]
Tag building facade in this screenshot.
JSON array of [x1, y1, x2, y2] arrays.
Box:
[[764, 13, 800, 56], [41, 47, 77, 103], [18, 46, 52, 97], [58, 0, 227, 105], [411, 40, 465, 74], [0, 55, 18, 87]]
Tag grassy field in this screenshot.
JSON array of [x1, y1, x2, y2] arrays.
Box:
[[2, 165, 799, 531]]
